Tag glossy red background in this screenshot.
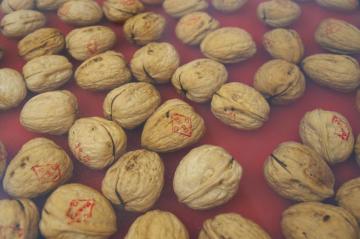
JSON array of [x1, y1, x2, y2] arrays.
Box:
[[0, 0, 360, 238]]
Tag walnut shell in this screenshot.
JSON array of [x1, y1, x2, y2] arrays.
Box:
[[18, 28, 65, 61], [315, 18, 360, 54], [263, 28, 304, 63], [40, 183, 117, 239], [20, 90, 78, 135], [103, 0, 144, 23], [102, 149, 164, 212], [0, 141, 7, 179], [0, 10, 46, 38], [264, 141, 335, 202], [174, 145, 242, 210], [200, 27, 257, 64], [315, 0, 359, 11], [281, 202, 359, 239], [356, 134, 360, 167], [123, 12, 166, 45], [66, 25, 116, 61], [163, 0, 208, 18], [141, 99, 206, 152], [257, 0, 301, 28], [36, 0, 69, 10], [336, 177, 360, 223], [68, 117, 127, 169], [302, 54, 360, 92], [103, 82, 161, 129], [23, 55, 73, 93], [0, 199, 39, 239], [211, 0, 248, 12], [75, 51, 131, 91], [0, 68, 27, 111], [1, 0, 34, 13], [211, 82, 270, 130], [299, 109, 354, 164], [254, 59, 306, 105], [171, 58, 228, 103], [125, 210, 189, 239], [198, 213, 271, 239], [130, 42, 180, 84], [3, 138, 73, 198]]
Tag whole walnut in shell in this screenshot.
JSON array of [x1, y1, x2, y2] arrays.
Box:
[[0, 141, 7, 179], [281, 202, 359, 239], [103, 0, 144, 23], [125, 210, 189, 239], [315, 18, 360, 54], [163, 0, 208, 18], [254, 59, 306, 105], [211, 82, 270, 130], [299, 109, 354, 164], [200, 27, 257, 64], [171, 58, 228, 103], [68, 117, 127, 169], [102, 149, 164, 212], [0, 199, 39, 239], [315, 0, 359, 11], [336, 177, 360, 223], [103, 82, 161, 129], [302, 54, 360, 92], [141, 99, 206, 152], [175, 12, 220, 46], [264, 141, 335, 202], [3, 138, 73, 198], [0, 68, 27, 111], [75, 51, 131, 91], [263, 28, 304, 64], [40, 183, 117, 239], [356, 134, 360, 167], [20, 90, 78, 135], [199, 213, 271, 239], [130, 42, 180, 84], [211, 0, 248, 12], [1, 0, 34, 13], [36, 0, 69, 10], [174, 145, 242, 210], [23, 55, 73, 93], [257, 0, 301, 28]]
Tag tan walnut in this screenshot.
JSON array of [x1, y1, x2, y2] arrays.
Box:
[[163, 0, 208, 18], [336, 177, 360, 223], [356, 134, 360, 167], [0, 68, 27, 111], [211, 0, 248, 12], [36, 0, 69, 10], [0, 141, 7, 179], [1, 0, 34, 13], [315, 0, 359, 11], [103, 0, 144, 23]]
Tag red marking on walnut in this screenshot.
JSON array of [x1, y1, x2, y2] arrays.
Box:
[[332, 115, 350, 141], [184, 15, 202, 26], [58, 4, 70, 16], [225, 110, 236, 121], [66, 199, 95, 224], [31, 163, 62, 183], [74, 143, 91, 162], [171, 113, 192, 137], [86, 40, 98, 55], [263, 37, 273, 49], [323, 22, 341, 36], [0, 225, 24, 238]]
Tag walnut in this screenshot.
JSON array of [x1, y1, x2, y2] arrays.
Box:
[[1, 0, 34, 13], [103, 0, 144, 23], [0, 141, 7, 179], [336, 177, 360, 223], [356, 134, 360, 167], [163, 0, 208, 18], [315, 0, 359, 11], [0, 68, 27, 111], [36, 0, 69, 10], [211, 0, 248, 12]]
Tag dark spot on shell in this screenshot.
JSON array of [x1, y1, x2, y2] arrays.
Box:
[[323, 215, 330, 222]]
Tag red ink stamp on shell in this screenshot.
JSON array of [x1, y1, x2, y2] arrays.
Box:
[[171, 113, 192, 137], [332, 115, 350, 141], [0, 225, 24, 238], [324, 22, 341, 36], [31, 164, 62, 183], [66, 199, 95, 224], [225, 109, 236, 121], [74, 143, 91, 162], [58, 4, 70, 16], [86, 40, 98, 55]]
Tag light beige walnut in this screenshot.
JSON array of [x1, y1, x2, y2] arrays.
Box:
[[0, 199, 39, 239], [130, 42, 180, 84], [0, 68, 27, 111], [1, 0, 34, 13], [36, 0, 69, 10], [18, 28, 65, 61], [356, 135, 360, 167], [199, 213, 271, 239], [103, 82, 161, 129], [171, 58, 228, 103], [315, 18, 360, 54], [66, 26, 116, 61], [68, 117, 127, 170], [315, 0, 359, 11], [123, 12, 166, 45], [200, 27, 257, 64], [103, 0, 144, 23], [281, 202, 359, 239], [23, 55, 73, 93], [0, 141, 7, 179], [211, 82, 270, 130], [254, 59, 306, 105], [0, 10, 46, 38], [175, 12, 220, 46], [263, 28, 304, 64], [302, 54, 360, 92], [40, 183, 117, 239], [257, 0, 301, 28], [3, 138, 73, 198], [20, 90, 78, 135], [264, 141, 335, 202], [336, 177, 360, 223], [125, 210, 189, 239], [75, 51, 131, 91], [174, 145, 242, 210], [141, 99, 205, 152], [211, 0, 248, 12], [299, 109, 354, 164], [57, 0, 103, 26], [102, 149, 164, 212], [163, 0, 208, 18]]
